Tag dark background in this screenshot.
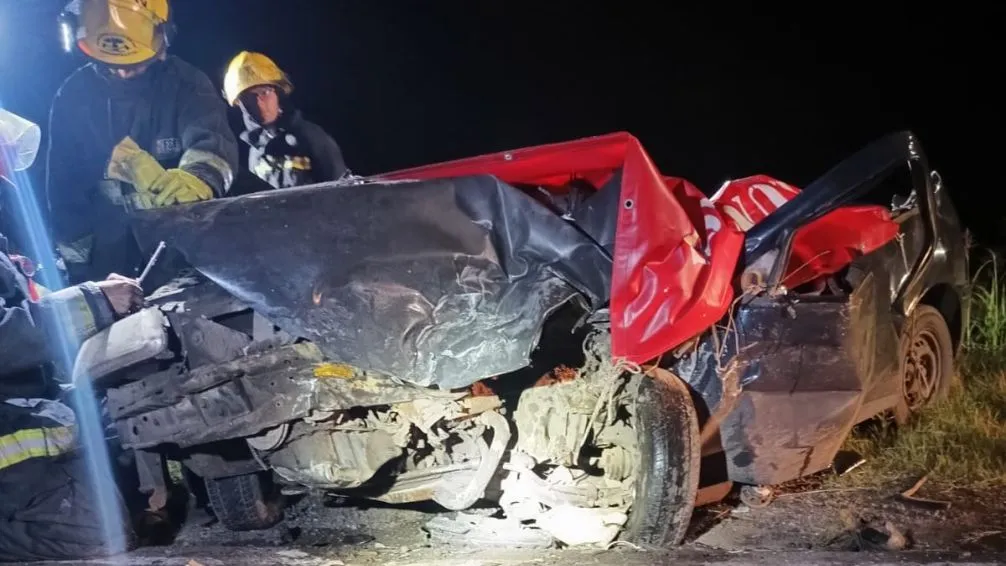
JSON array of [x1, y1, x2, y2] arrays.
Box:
[[1, 1, 1002, 243]]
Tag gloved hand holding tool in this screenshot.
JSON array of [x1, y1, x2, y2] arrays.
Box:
[[96, 274, 144, 317], [106, 136, 213, 208]]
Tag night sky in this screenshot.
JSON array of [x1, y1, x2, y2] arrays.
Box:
[[1, 1, 1002, 243]]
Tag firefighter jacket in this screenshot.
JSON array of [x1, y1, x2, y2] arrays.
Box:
[[0, 236, 134, 562], [240, 107, 349, 190], [44, 56, 239, 283], [0, 396, 135, 561], [0, 235, 117, 377]]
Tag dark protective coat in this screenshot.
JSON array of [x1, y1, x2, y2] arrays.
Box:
[[44, 56, 239, 284], [241, 107, 349, 190], [0, 400, 134, 562], [0, 235, 117, 378], [0, 237, 131, 561]]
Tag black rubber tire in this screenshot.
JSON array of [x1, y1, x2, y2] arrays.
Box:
[[204, 471, 283, 531], [621, 372, 701, 547], [894, 305, 954, 424]]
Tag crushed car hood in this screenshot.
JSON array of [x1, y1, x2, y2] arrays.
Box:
[[132, 132, 904, 389], [378, 132, 901, 360], [131, 174, 612, 390]]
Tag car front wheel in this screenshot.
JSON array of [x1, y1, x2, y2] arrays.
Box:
[[620, 369, 701, 547], [894, 305, 954, 424], [204, 471, 284, 531]]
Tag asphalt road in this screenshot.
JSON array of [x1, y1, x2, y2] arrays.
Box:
[[29, 487, 1006, 565], [36, 547, 1004, 566]]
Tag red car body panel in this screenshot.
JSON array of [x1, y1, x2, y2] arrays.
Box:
[[380, 132, 900, 363]]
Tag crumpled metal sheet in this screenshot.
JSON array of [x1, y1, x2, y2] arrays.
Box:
[[668, 131, 948, 487], [127, 130, 922, 394], [742, 131, 920, 264], [711, 174, 900, 289], [674, 264, 903, 486], [716, 296, 870, 486], [109, 342, 468, 450], [131, 174, 611, 390], [378, 132, 748, 367], [379, 132, 915, 368], [269, 428, 402, 489]]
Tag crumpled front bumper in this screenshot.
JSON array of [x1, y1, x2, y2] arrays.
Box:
[[108, 342, 463, 450]]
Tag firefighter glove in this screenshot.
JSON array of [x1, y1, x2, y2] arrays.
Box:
[[150, 169, 214, 206], [131, 192, 156, 210], [106, 136, 165, 193]]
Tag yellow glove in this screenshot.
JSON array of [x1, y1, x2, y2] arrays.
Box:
[[131, 192, 156, 210], [106, 136, 165, 193], [150, 169, 214, 206]]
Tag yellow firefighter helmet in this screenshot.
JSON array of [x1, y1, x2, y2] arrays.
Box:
[[223, 51, 294, 107], [60, 0, 173, 67]]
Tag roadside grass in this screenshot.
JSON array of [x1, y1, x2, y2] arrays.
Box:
[[836, 251, 1006, 489]]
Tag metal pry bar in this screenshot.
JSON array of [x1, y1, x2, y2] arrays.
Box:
[[137, 240, 167, 287]]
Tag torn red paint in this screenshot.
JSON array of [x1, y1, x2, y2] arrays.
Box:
[[379, 132, 898, 365], [712, 175, 900, 289]]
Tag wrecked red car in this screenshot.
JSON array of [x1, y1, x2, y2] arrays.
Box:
[[76, 130, 968, 547]]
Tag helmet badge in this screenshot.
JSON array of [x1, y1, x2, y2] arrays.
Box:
[[96, 33, 138, 55]]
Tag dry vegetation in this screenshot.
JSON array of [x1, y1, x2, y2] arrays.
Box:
[[839, 251, 1006, 489]]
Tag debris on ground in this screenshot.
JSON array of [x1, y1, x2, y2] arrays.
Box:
[[855, 521, 910, 551], [63, 471, 1006, 564], [738, 486, 774, 509], [536, 506, 627, 547], [691, 477, 1006, 554], [895, 475, 952, 511], [533, 364, 579, 387], [821, 509, 910, 551], [424, 513, 555, 549], [832, 450, 867, 476]]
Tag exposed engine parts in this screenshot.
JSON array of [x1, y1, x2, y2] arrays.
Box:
[[235, 328, 644, 546], [494, 330, 641, 545], [88, 130, 966, 551]]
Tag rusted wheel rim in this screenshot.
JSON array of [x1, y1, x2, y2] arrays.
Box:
[[739, 485, 774, 509], [903, 328, 941, 411]]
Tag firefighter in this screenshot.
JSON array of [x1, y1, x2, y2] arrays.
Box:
[[223, 51, 350, 190], [45, 0, 238, 285], [2, 108, 142, 562], [0, 240, 143, 383], [0, 233, 143, 563]]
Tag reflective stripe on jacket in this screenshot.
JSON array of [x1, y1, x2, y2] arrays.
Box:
[[0, 426, 75, 472], [1, 247, 117, 377]]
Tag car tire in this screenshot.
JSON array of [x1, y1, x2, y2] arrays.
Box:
[[204, 471, 284, 531], [620, 370, 701, 547], [894, 305, 954, 424]]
